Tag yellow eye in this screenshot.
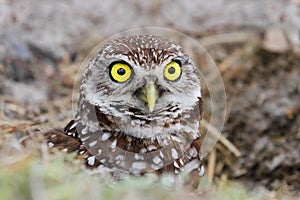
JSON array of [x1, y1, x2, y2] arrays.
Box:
[[110, 62, 132, 83], [164, 61, 181, 81]]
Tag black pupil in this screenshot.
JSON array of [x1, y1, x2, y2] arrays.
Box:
[[117, 68, 126, 75], [168, 66, 175, 74]]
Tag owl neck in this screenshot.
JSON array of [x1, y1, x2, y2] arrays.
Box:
[[76, 101, 199, 150]]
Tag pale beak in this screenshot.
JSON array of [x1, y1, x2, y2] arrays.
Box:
[[145, 82, 159, 112]]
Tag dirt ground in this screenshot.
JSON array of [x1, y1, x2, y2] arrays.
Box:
[[0, 0, 300, 197]]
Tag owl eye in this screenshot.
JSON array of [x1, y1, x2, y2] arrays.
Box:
[[164, 61, 181, 81], [110, 62, 132, 83]]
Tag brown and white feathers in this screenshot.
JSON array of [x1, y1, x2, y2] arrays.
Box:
[[45, 35, 204, 176]]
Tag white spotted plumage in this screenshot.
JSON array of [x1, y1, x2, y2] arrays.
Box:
[[45, 35, 204, 178]]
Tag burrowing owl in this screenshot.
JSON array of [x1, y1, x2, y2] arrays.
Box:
[[45, 35, 203, 176]]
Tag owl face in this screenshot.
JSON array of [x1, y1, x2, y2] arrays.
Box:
[[81, 35, 201, 138]]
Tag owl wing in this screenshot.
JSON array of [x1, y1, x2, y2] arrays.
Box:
[[170, 98, 204, 187], [44, 120, 101, 168]]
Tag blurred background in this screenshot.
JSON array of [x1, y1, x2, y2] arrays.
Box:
[[0, 0, 299, 199]]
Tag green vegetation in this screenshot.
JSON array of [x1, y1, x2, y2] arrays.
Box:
[[0, 146, 294, 200]]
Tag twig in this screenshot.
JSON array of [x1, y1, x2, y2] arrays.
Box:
[[207, 148, 216, 186], [202, 119, 241, 157], [199, 32, 258, 47], [0, 120, 44, 134]]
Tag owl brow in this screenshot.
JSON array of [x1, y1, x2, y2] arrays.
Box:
[[124, 48, 176, 68]]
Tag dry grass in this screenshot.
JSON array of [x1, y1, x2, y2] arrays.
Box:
[[1, 28, 299, 199]]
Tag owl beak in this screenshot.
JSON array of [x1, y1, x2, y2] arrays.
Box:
[[145, 82, 159, 112]]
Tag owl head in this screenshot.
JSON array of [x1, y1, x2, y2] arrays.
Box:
[[79, 35, 201, 139]]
